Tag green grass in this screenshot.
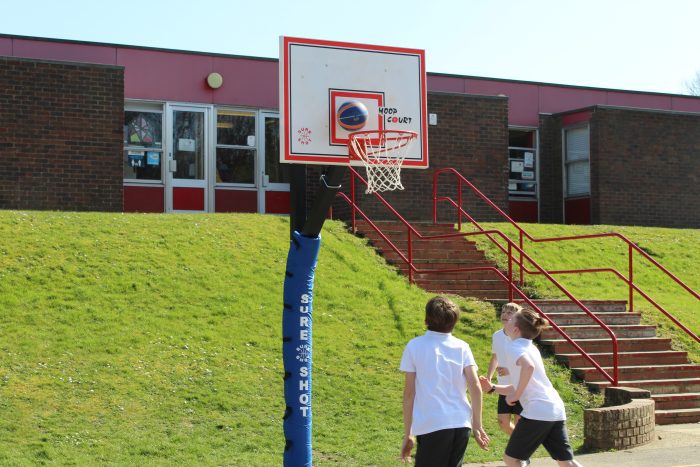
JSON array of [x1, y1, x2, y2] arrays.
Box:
[[0, 211, 600, 465], [464, 222, 700, 361]]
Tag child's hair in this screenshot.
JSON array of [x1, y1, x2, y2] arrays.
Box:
[[425, 296, 460, 333], [512, 308, 548, 339], [497, 302, 523, 319]]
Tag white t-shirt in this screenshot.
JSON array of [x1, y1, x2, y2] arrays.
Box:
[[504, 338, 566, 422], [491, 329, 511, 386], [400, 331, 477, 436]]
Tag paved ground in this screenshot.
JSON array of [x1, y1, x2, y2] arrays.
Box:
[[461, 423, 700, 467]]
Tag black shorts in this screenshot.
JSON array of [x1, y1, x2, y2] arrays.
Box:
[[497, 394, 523, 415], [415, 427, 471, 467], [505, 417, 574, 461]]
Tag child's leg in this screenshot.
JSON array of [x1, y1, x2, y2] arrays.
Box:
[[504, 418, 555, 466], [541, 420, 578, 466], [498, 413, 515, 435], [446, 427, 470, 467]]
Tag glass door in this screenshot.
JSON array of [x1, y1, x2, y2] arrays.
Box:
[[166, 104, 211, 212], [259, 113, 290, 214]]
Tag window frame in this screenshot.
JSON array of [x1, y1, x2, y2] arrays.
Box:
[[562, 124, 591, 198], [214, 107, 258, 188], [123, 101, 165, 185]]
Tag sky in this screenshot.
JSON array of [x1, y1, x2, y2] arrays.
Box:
[[2, 0, 699, 95]]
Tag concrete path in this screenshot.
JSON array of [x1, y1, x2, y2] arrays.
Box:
[[462, 423, 700, 467]]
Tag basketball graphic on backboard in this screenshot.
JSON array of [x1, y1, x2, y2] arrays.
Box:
[[336, 101, 369, 131]]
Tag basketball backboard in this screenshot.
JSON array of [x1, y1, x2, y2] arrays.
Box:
[[279, 37, 428, 168]]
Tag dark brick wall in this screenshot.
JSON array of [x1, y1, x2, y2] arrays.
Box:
[[312, 92, 509, 224], [0, 57, 124, 211], [539, 114, 564, 223], [591, 107, 700, 227]]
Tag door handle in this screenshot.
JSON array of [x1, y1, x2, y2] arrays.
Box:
[[169, 159, 177, 172], [263, 174, 270, 187]]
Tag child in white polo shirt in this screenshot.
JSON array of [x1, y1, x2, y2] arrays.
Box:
[[479, 308, 582, 467], [485, 302, 524, 435], [400, 296, 489, 466]]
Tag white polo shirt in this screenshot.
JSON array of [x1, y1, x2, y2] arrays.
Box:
[[491, 329, 512, 386], [400, 331, 477, 436], [505, 337, 566, 421]]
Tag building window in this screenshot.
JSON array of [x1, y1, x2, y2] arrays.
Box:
[[564, 126, 590, 197], [508, 129, 537, 198], [123, 110, 163, 181], [216, 109, 256, 185]]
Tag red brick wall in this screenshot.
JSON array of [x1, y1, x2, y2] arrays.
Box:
[[0, 57, 124, 211], [591, 107, 700, 227], [318, 92, 509, 223]]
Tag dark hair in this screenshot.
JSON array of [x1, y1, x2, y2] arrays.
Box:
[[512, 309, 548, 339], [425, 296, 460, 333]]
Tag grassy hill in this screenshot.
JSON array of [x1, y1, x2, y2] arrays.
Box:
[[466, 223, 700, 361], [0, 211, 600, 465]]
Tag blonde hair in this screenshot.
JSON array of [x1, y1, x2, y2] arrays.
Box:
[[512, 308, 548, 339], [498, 302, 522, 319]]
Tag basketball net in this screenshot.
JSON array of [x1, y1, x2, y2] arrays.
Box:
[[348, 130, 418, 194]]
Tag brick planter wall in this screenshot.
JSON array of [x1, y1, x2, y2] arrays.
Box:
[[584, 387, 655, 450], [0, 57, 124, 211]]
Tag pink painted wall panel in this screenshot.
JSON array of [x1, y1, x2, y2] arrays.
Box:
[[427, 75, 466, 93], [212, 56, 278, 108], [118, 48, 213, 102], [12, 39, 116, 64], [0, 37, 12, 55], [671, 96, 700, 112], [539, 86, 607, 114], [606, 91, 672, 110], [466, 79, 540, 126]]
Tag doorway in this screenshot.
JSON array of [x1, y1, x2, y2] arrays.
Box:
[[165, 104, 211, 212]]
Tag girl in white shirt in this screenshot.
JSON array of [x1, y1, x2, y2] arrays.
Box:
[[480, 309, 582, 467]]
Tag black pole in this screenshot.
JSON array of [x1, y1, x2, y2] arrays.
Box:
[[301, 165, 347, 237], [289, 164, 307, 239]]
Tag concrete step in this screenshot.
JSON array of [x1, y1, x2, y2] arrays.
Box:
[[362, 233, 480, 250], [390, 258, 498, 269], [653, 393, 700, 410], [516, 300, 628, 313], [587, 377, 700, 394], [573, 364, 700, 383], [379, 248, 487, 261], [655, 408, 700, 425], [539, 337, 674, 354], [540, 324, 656, 340], [556, 350, 689, 368], [354, 221, 461, 236], [546, 312, 641, 326]]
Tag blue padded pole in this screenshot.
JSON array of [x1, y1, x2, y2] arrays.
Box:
[[282, 231, 321, 466]]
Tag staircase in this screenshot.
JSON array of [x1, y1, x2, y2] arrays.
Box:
[[534, 300, 700, 425], [351, 220, 700, 425], [354, 220, 510, 300]]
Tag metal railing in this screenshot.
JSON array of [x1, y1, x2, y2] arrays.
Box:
[[432, 167, 700, 345], [337, 167, 620, 384]]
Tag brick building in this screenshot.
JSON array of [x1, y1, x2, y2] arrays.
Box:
[[1, 34, 699, 227]]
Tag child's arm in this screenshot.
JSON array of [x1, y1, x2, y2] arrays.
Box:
[[507, 354, 535, 404], [465, 366, 490, 450], [401, 372, 416, 462], [479, 375, 514, 397], [485, 353, 498, 381]]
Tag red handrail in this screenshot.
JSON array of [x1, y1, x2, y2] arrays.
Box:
[[433, 167, 700, 344], [339, 167, 620, 385]]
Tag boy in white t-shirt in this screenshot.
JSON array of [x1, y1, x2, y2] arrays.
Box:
[[479, 309, 582, 467], [400, 296, 489, 466], [484, 302, 524, 435]]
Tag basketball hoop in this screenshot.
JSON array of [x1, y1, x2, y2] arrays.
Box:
[[348, 130, 418, 194]]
